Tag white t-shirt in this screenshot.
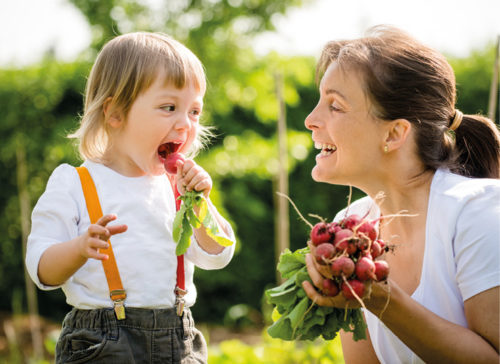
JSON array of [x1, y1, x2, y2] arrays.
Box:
[[334, 169, 500, 364], [26, 160, 235, 309]]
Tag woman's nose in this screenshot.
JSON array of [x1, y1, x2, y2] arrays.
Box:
[[305, 106, 320, 130]]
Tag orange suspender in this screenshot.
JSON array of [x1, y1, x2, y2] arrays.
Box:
[[75, 166, 126, 320]]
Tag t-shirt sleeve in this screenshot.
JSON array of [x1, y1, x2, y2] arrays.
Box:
[[454, 184, 500, 301], [25, 164, 82, 290]]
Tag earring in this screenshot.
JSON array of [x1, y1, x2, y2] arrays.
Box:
[[383, 145, 389, 153]]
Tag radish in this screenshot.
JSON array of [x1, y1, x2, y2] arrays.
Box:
[[341, 214, 362, 230], [374, 260, 390, 281], [370, 240, 382, 258], [314, 243, 336, 263], [310, 222, 332, 246], [333, 229, 354, 249], [341, 279, 365, 300], [322, 279, 340, 297], [355, 256, 377, 281], [357, 220, 378, 241], [164, 152, 185, 174], [330, 256, 355, 277]]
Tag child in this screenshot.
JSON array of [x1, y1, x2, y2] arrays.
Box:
[[25, 32, 236, 363]]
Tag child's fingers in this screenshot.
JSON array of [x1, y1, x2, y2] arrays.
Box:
[[96, 214, 117, 227], [86, 238, 109, 260], [107, 224, 128, 236], [87, 224, 110, 240]]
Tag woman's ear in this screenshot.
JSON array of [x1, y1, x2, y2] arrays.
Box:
[[383, 119, 412, 153], [103, 97, 122, 128]]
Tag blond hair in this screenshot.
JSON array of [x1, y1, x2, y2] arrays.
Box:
[[70, 32, 211, 161]]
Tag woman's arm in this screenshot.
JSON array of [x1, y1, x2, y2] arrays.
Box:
[[303, 254, 499, 363], [340, 326, 380, 364], [366, 281, 499, 363]]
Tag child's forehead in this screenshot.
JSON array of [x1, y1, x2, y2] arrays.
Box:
[[151, 68, 205, 93]]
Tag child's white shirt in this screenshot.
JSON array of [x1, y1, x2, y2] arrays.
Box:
[[334, 169, 500, 364], [26, 160, 235, 309]]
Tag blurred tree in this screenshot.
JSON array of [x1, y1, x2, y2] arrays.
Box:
[[0, 0, 497, 333]]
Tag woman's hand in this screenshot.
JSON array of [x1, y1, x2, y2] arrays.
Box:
[[75, 214, 128, 261], [175, 159, 212, 198], [302, 252, 373, 309]]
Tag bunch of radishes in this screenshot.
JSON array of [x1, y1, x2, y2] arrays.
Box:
[[309, 214, 390, 301]]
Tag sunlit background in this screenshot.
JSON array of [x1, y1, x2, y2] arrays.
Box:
[[1, 0, 500, 66], [0, 0, 499, 363]]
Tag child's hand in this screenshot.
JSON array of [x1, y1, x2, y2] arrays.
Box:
[[76, 214, 128, 261], [175, 159, 212, 198]]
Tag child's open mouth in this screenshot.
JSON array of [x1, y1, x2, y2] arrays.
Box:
[[158, 142, 181, 162]]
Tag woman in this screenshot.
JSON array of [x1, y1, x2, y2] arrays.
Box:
[[302, 25, 500, 363]]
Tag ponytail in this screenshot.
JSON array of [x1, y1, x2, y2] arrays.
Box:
[[452, 115, 500, 178]]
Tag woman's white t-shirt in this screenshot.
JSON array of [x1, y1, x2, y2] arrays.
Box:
[[334, 169, 500, 364], [26, 160, 235, 309]]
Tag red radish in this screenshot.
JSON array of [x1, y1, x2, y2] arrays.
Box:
[[310, 222, 332, 246], [314, 243, 336, 263], [164, 152, 185, 174], [327, 222, 341, 235], [370, 240, 382, 258], [355, 256, 377, 281], [333, 229, 353, 248], [341, 279, 365, 300], [322, 279, 340, 297], [330, 256, 355, 277], [377, 239, 387, 252], [374, 260, 390, 281], [357, 220, 378, 241], [341, 214, 362, 230]]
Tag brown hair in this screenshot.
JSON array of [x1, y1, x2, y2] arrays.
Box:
[[317, 25, 500, 178], [70, 32, 210, 161]]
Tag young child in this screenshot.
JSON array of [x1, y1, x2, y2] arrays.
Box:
[[26, 32, 235, 363]]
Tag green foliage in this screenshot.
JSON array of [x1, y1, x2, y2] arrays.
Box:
[[265, 248, 366, 341], [0, 1, 497, 338], [208, 331, 345, 364]]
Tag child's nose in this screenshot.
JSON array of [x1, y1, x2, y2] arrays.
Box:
[[174, 113, 191, 130]]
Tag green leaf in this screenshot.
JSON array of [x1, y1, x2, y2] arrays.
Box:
[[176, 214, 192, 256], [172, 204, 187, 242], [187, 208, 201, 228], [203, 208, 233, 247]]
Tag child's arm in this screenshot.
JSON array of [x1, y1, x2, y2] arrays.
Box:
[[38, 214, 127, 286], [175, 159, 232, 255]]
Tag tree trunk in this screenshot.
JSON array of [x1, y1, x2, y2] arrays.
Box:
[[274, 72, 290, 284], [16, 139, 44, 359]]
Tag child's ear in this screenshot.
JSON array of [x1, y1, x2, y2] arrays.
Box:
[[103, 97, 123, 128], [383, 118, 412, 152]]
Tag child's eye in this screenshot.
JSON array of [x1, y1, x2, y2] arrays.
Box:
[[161, 105, 175, 112], [190, 109, 201, 117]]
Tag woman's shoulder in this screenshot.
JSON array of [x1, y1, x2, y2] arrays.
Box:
[[432, 169, 500, 201]]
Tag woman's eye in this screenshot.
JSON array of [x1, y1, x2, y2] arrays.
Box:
[[329, 103, 342, 112]]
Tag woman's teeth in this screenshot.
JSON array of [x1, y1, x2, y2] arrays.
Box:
[[314, 142, 337, 156]]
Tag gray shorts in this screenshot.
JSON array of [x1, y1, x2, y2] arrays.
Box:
[[55, 307, 207, 364]]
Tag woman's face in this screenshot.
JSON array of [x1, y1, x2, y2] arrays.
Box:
[[305, 61, 386, 186]]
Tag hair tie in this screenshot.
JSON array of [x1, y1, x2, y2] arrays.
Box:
[[449, 109, 463, 131]]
